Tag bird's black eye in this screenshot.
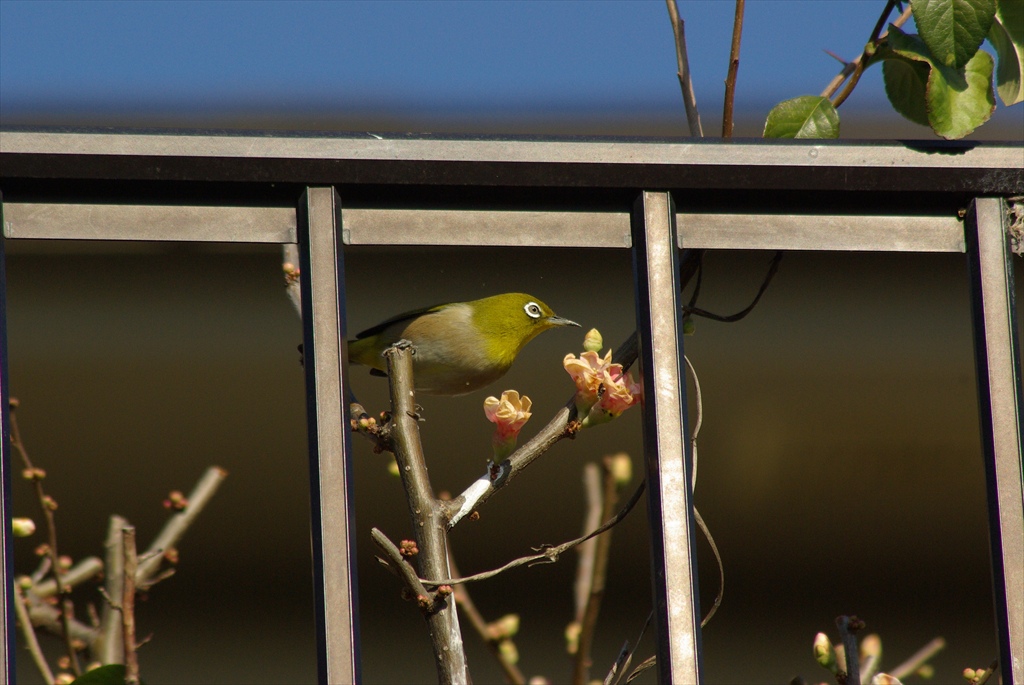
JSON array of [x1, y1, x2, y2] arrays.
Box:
[[524, 302, 542, 319]]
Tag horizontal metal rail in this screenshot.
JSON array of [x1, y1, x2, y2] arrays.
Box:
[[1, 130, 1021, 194], [3, 202, 966, 252]]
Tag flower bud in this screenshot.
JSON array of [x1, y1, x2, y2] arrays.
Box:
[[813, 632, 837, 673], [583, 328, 603, 353], [489, 613, 519, 639], [871, 675, 902, 685], [606, 453, 633, 486], [498, 639, 519, 665], [861, 633, 881, 659], [11, 518, 36, 537], [565, 621, 582, 655]]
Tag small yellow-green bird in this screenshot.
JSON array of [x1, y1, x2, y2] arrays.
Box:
[[348, 293, 579, 395]]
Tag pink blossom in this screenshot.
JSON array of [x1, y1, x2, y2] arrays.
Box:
[[595, 366, 642, 417], [563, 350, 613, 408], [484, 390, 532, 460], [564, 348, 643, 427]]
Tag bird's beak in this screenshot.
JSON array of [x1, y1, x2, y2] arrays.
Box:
[[547, 315, 580, 328]]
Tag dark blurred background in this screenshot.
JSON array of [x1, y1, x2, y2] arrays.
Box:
[[3, 2, 1022, 682], [4, 235, 1020, 683]]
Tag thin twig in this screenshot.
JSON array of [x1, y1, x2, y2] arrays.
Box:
[[683, 251, 782, 323], [122, 526, 140, 685], [31, 557, 103, 598], [829, 2, 912, 108], [573, 456, 625, 685], [448, 553, 526, 685], [137, 466, 228, 588], [836, 616, 863, 685], [604, 612, 653, 685], [384, 342, 469, 684], [626, 655, 658, 683], [693, 507, 723, 628], [371, 528, 433, 607], [683, 355, 723, 627], [573, 464, 603, 623], [13, 583, 55, 685], [603, 641, 633, 685], [425, 480, 645, 587], [888, 637, 945, 679], [665, 0, 704, 137], [24, 602, 98, 643], [684, 355, 702, 490], [10, 404, 82, 676], [722, 0, 746, 138]]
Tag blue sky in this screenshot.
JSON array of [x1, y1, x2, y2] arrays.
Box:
[[0, 1, 1016, 135]]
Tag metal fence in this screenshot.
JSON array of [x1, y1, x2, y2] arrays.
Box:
[[1, 130, 1021, 684]]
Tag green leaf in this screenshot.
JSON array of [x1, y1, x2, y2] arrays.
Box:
[[71, 664, 126, 685], [763, 96, 840, 139], [883, 56, 933, 126], [929, 43, 998, 137], [881, 26, 996, 138], [988, 0, 1024, 105], [911, 0, 997, 69]]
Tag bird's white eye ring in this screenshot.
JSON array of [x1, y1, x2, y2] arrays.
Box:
[[524, 302, 542, 319]]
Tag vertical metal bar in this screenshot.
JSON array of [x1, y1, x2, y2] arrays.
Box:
[[965, 197, 1024, 685], [0, 194, 13, 684], [297, 187, 361, 684], [632, 190, 703, 683]]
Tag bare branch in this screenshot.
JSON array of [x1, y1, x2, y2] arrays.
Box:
[[573, 456, 628, 685], [371, 528, 434, 608], [603, 612, 653, 685], [888, 637, 945, 680], [829, 3, 912, 107], [665, 0, 704, 137], [722, 0, 746, 138], [384, 342, 469, 684], [31, 557, 103, 598], [137, 466, 228, 588], [99, 515, 129, 664], [10, 403, 82, 675], [573, 464, 603, 622], [13, 583, 55, 685], [626, 655, 657, 683], [425, 480, 644, 587], [122, 526, 141, 685], [835, 615, 864, 685], [448, 553, 526, 685], [25, 602, 98, 643]]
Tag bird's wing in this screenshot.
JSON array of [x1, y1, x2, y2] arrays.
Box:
[[351, 302, 449, 340]]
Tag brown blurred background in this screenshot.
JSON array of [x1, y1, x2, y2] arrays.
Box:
[[4, 220, 1021, 682]]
